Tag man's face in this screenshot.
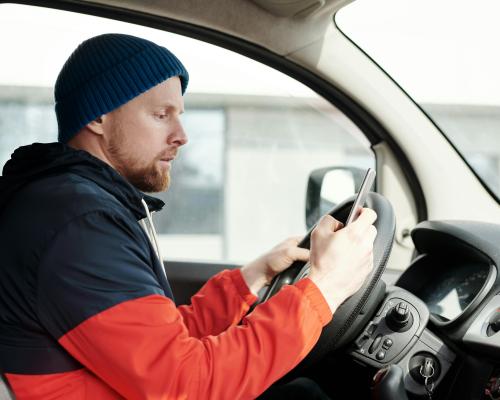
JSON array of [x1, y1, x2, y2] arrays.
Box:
[[103, 77, 187, 193]]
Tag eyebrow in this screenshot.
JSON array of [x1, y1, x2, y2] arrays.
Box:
[[157, 104, 185, 114]]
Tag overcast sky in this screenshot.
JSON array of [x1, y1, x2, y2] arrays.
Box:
[[337, 0, 500, 105]]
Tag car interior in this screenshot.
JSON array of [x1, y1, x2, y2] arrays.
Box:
[[1, 0, 500, 399]]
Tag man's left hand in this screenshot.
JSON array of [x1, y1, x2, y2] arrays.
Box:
[[240, 237, 310, 296]]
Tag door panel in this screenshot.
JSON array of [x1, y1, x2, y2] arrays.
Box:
[[165, 261, 238, 305]]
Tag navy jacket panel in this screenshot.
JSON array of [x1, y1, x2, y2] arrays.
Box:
[[0, 142, 172, 374], [37, 209, 166, 339]]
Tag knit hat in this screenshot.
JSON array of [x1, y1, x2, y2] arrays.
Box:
[[55, 33, 189, 143]]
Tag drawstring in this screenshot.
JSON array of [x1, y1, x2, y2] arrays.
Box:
[[140, 198, 166, 278]]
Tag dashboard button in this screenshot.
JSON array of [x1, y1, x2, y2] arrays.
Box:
[[382, 338, 393, 349], [365, 322, 377, 336], [369, 334, 383, 354], [376, 350, 386, 361], [355, 334, 369, 350]]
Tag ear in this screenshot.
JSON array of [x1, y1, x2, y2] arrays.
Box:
[[86, 115, 106, 136]]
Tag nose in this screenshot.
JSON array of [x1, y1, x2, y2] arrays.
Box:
[[167, 117, 188, 147]]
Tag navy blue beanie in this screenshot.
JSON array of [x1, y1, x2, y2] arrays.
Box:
[[55, 33, 189, 143]]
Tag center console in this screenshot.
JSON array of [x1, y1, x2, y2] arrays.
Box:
[[351, 287, 455, 397]]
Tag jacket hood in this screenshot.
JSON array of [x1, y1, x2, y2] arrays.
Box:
[[0, 142, 164, 219]]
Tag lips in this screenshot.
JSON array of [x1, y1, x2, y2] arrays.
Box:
[[159, 154, 176, 162]]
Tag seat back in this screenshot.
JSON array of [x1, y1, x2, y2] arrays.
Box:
[[0, 374, 14, 400]]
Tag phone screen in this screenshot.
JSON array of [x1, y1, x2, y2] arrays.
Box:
[[345, 168, 376, 225]]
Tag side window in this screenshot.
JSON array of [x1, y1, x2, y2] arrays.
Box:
[[0, 4, 374, 264]]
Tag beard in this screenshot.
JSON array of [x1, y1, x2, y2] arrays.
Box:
[[107, 130, 171, 193]]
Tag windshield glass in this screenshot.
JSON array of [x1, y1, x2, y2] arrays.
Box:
[[336, 0, 500, 201]]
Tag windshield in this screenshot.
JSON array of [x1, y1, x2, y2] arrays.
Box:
[[336, 0, 500, 201]]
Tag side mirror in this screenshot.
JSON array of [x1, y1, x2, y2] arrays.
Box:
[[305, 166, 368, 230]]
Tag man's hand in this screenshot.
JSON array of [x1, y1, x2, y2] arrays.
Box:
[[240, 237, 310, 295], [308, 208, 377, 314]]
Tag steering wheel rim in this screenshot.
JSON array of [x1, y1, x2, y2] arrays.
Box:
[[257, 192, 396, 367]]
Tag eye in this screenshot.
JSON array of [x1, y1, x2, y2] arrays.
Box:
[[154, 113, 168, 120]]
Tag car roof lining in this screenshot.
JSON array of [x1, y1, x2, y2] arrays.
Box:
[[72, 0, 352, 56]]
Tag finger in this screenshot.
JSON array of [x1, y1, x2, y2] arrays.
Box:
[[273, 236, 300, 251], [286, 247, 310, 262], [367, 225, 378, 243], [286, 236, 303, 246], [331, 218, 344, 232], [314, 214, 336, 235], [361, 227, 377, 255], [364, 254, 375, 274], [361, 251, 373, 266], [352, 208, 377, 231]]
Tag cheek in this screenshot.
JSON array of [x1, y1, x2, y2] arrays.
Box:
[[122, 114, 162, 161]]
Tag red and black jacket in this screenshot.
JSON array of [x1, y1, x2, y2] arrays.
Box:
[[0, 143, 332, 399]]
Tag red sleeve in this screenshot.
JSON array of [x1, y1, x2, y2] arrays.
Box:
[[58, 278, 332, 400], [177, 269, 257, 338]]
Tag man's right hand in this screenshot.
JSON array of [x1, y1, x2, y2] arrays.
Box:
[[308, 208, 378, 314]]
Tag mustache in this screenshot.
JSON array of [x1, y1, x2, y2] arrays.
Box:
[[157, 149, 178, 160]]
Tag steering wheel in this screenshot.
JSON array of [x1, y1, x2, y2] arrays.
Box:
[[256, 192, 395, 367]]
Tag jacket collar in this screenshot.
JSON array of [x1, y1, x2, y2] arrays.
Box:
[[0, 142, 165, 220]]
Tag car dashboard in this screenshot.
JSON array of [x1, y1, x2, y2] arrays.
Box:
[[351, 220, 500, 399]]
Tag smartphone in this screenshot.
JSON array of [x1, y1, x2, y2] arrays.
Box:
[[345, 168, 376, 225]]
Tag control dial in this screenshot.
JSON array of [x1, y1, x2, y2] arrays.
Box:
[[386, 302, 413, 332]]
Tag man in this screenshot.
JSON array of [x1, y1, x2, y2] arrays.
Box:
[[0, 34, 377, 399]]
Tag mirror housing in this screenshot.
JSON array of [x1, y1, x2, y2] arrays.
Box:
[[305, 166, 367, 230]]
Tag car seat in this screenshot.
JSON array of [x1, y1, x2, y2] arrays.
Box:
[[0, 374, 14, 400]]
